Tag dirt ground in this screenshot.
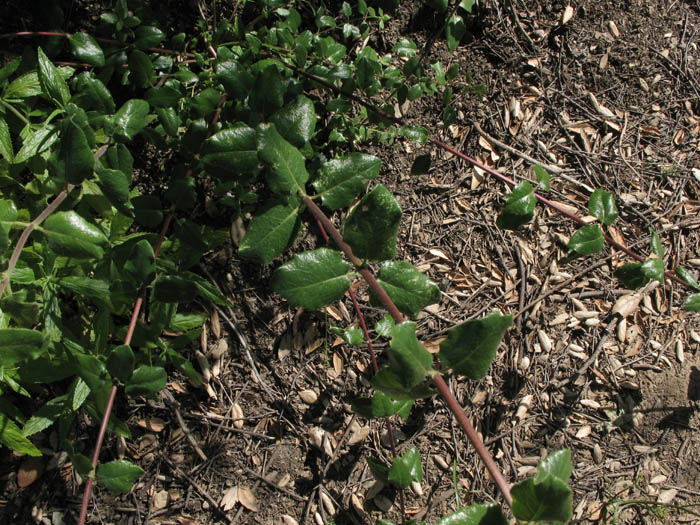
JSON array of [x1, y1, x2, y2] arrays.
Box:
[[2, 0, 700, 523]]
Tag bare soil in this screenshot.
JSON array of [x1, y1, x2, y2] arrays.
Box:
[[2, 0, 700, 524]]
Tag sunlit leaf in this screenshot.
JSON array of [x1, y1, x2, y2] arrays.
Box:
[[343, 184, 401, 261], [97, 460, 144, 493]]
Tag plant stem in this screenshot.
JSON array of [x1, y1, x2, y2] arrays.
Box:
[[0, 99, 31, 126]]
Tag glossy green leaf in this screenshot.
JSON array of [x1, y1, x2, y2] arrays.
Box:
[[343, 185, 401, 261], [0, 118, 14, 162], [460, 0, 476, 11], [386, 321, 433, 389], [113, 99, 150, 141], [153, 275, 198, 303], [134, 25, 165, 49], [132, 195, 163, 227], [201, 124, 259, 179], [190, 87, 221, 118], [411, 154, 431, 175], [215, 59, 254, 99], [125, 365, 167, 397], [682, 294, 700, 311], [367, 456, 390, 484], [104, 143, 133, 178], [4, 71, 42, 99], [649, 227, 664, 257], [97, 168, 132, 216], [72, 72, 115, 113], [170, 312, 206, 331], [0, 413, 41, 456], [128, 50, 154, 88], [375, 314, 396, 338], [97, 460, 144, 493], [538, 449, 572, 482], [58, 277, 111, 305], [15, 126, 58, 164], [156, 107, 180, 136], [438, 504, 508, 525], [69, 32, 105, 67], [37, 47, 70, 106], [0, 57, 20, 84], [0, 329, 45, 366], [43, 211, 109, 259], [352, 391, 413, 420], [312, 153, 380, 210], [270, 95, 316, 147], [56, 119, 94, 184], [341, 326, 364, 345], [438, 312, 512, 379], [533, 165, 550, 191], [397, 125, 428, 143], [393, 38, 417, 57], [239, 200, 301, 264], [0, 198, 18, 254], [271, 248, 351, 310], [641, 257, 664, 284], [371, 368, 436, 400], [107, 345, 135, 383], [588, 188, 618, 226], [388, 446, 422, 488], [373, 261, 441, 318], [614, 263, 648, 289], [496, 181, 536, 230], [567, 224, 604, 256], [72, 350, 110, 393], [145, 86, 180, 107], [446, 14, 466, 51], [123, 239, 155, 286], [676, 266, 700, 291], [257, 123, 309, 195]]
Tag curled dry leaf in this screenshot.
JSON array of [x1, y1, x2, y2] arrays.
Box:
[[231, 402, 245, 429], [411, 480, 423, 496], [676, 340, 684, 363], [196, 351, 211, 383], [137, 417, 166, 433], [320, 491, 336, 515], [537, 330, 552, 353], [220, 486, 238, 511], [373, 495, 393, 513], [17, 456, 45, 488], [592, 444, 603, 464], [299, 389, 318, 404], [608, 20, 620, 38], [282, 515, 299, 525], [575, 425, 592, 439], [210, 338, 228, 359], [561, 5, 575, 24], [612, 292, 642, 318], [210, 308, 221, 339], [516, 394, 533, 420], [237, 486, 259, 512], [348, 425, 370, 446]]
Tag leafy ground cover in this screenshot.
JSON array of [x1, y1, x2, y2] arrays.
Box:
[[1, 0, 700, 524]]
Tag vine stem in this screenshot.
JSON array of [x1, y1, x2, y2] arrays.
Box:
[[302, 195, 513, 506], [287, 63, 691, 290]]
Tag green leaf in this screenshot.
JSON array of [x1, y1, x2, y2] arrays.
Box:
[[43, 211, 109, 259], [0, 413, 41, 456], [397, 125, 428, 143], [438, 312, 512, 379], [393, 38, 417, 57], [375, 314, 396, 338], [0, 329, 45, 366], [312, 153, 381, 211], [411, 154, 431, 175], [388, 446, 422, 488], [124, 239, 156, 286], [239, 200, 301, 264], [641, 257, 664, 284], [341, 325, 364, 345], [97, 168, 133, 216], [215, 59, 254, 100], [438, 504, 508, 525], [113, 99, 150, 141], [270, 95, 316, 147], [165, 175, 196, 210], [170, 312, 206, 331], [271, 248, 351, 310], [200, 124, 259, 179], [0, 118, 14, 162], [682, 294, 700, 311], [72, 72, 115, 113], [107, 345, 135, 383], [97, 460, 144, 493], [373, 261, 441, 318], [676, 266, 700, 291], [257, 123, 309, 195], [511, 450, 573, 524], [352, 391, 413, 420], [156, 107, 180, 136], [588, 189, 618, 226], [37, 47, 70, 106], [460, 0, 476, 12], [367, 456, 390, 484], [533, 165, 550, 191], [567, 224, 604, 256], [615, 263, 649, 289], [58, 277, 111, 306], [446, 14, 466, 51], [190, 87, 221, 118], [153, 275, 198, 303], [125, 366, 167, 397], [15, 126, 59, 164], [496, 181, 536, 230], [134, 25, 165, 49], [4, 71, 42, 99], [128, 50, 154, 88], [649, 227, 664, 257], [0, 198, 18, 254], [69, 32, 105, 67], [371, 367, 436, 400], [132, 195, 163, 227], [343, 185, 401, 261], [386, 321, 433, 389], [56, 119, 94, 184], [145, 86, 181, 107]]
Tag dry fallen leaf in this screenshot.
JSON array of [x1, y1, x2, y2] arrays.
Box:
[[220, 486, 238, 511], [17, 456, 45, 488], [561, 5, 574, 24], [137, 417, 166, 433], [231, 402, 245, 429], [237, 486, 259, 512], [299, 389, 318, 404]]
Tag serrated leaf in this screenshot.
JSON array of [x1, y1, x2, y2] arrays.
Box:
[[4, 71, 42, 99], [588, 188, 618, 226], [641, 257, 664, 284], [124, 239, 155, 286], [0, 329, 45, 367], [271, 248, 351, 310], [15, 126, 59, 164], [107, 345, 134, 383], [55, 119, 94, 184], [343, 185, 401, 261], [43, 211, 109, 259], [386, 321, 433, 389], [567, 224, 604, 256], [0, 118, 14, 162], [614, 263, 648, 289], [0, 413, 41, 456], [676, 266, 700, 291], [58, 277, 111, 305], [69, 33, 105, 67], [201, 124, 259, 179], [257, 123, 308, 195], [128, 50, 154, 88], [496, 181, 535, 230], [446, 14, 466, 51], [312, 153, 380, 210], [153, 275, 198, 303], [374, 314, 396, 338], [125, 366, 166, 397], [388, 446, 422, 488], [438, 504, 508, 525], [533, 165, 550, 191], [97, 460, 144, 493], [682, 294, 700, 311], [649, 227, 664, 257], [373, 261, 441, 318], [438, 312, 512, 379], [113, 99, 150, 141], [239, 200, 301, 264], [270, 95, 316, 147], [37, 47, 70, 106]]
